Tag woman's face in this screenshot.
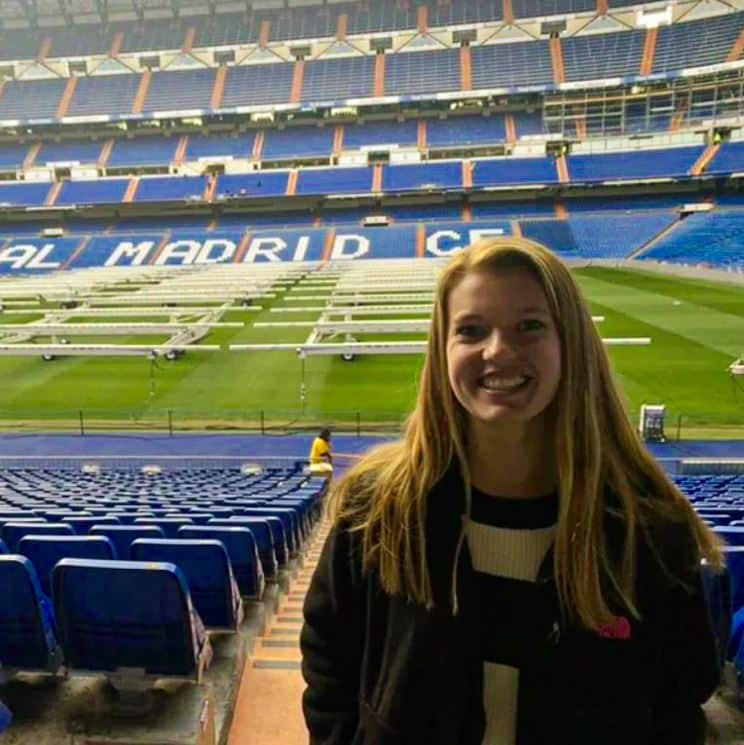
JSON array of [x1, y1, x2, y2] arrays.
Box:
[[446, 267, 562, 435]]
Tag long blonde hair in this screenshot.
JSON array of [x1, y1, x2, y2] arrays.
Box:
[[329, 237, 723, 629]]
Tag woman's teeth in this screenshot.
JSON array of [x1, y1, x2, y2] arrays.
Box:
[[480, 375, 529, 392]]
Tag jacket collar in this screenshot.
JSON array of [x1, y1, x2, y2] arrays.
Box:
[[424, 460, 558, 613]]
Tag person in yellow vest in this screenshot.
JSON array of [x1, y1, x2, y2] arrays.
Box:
[[309, 428, 333, 478]]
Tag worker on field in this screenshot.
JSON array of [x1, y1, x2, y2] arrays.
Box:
[[308, 427, 333, 479]]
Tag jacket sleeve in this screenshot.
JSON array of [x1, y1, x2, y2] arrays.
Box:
[[648, 532, 721, 745], [301, 524, 365, 745]]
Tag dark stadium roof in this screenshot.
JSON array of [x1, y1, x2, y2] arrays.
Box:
[[0, 0, 364, 28]]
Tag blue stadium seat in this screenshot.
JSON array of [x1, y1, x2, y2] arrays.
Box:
[[106, 512, 157, 524], [89, 525, 166, 559], [235, 508, 300, 554], [0, 701, 10, 735], [164, 512, 216, 525], [18, 535, 116, 596], [63, 516, 121, 532], [728, 608, 744, 695], [177, 526, 265, 599], [0, 540, 7, 554], [52, 559, 212, 686], [229, 515, 288, 566], [0, 555, 62, 679], [131, 539, 243, 631], [725, 546, 744, 614], [207, 517, 277, 580], [701, 560, 732, 673], [0, 515, 44, 528], [731, 602, 744, 654], [714, 527, 744, 547], [133, 517, 194, 538], [2, 522, 75, 552]]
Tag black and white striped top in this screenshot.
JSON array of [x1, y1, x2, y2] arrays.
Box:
[[465, 486, 558, 745]]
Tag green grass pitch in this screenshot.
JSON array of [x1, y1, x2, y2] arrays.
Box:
[[0, 265, 741, 437]]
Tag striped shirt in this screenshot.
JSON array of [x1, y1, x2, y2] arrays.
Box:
[[465, 486, 558, 745]]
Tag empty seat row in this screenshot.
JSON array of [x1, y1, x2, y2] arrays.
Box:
[[1, 522, 268, 598], [0, 555, 212, 688]]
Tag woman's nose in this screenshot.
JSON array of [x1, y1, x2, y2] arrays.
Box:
[[483, 331, 516, 360]]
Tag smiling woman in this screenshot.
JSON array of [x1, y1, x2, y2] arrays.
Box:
[[300, 236, 725, 745], [445, 267, 561, 499]]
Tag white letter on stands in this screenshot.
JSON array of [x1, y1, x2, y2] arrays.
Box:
[[292, 236, 311, 262], [426, 230, 463, 256], [27, 244, 61, 270], [105, 241, 155, 267], [469, 228, 505, 243], [243, 237, 286, 263], [196, 239, 236, 264], [331, 234, 369, 260], [0, 245, 36, 269], [155, 240, 201, 266]]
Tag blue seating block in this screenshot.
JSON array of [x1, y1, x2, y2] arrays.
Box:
[[296, 166, 373, 196], [301, 56, 375, 102], [472, 156, 558, 186], [383, 162, 462, 192], [215, 171, 289, 199], [385, 49, 461, 96]]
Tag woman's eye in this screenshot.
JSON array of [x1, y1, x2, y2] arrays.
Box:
[[520, 319, 545, 332], [455, 324, 485, 338]]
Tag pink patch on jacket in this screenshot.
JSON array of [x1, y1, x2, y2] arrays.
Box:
[[597, 616, 631, 640]]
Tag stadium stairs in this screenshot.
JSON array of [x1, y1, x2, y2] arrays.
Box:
[[228, 516, 330, 745]]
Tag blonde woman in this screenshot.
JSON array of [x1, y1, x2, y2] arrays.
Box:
[[300, 237, 723, 745]]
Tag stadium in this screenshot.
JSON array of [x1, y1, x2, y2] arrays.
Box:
[[0, 0, 742, 741]]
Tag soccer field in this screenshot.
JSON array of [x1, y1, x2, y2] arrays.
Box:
[[0, 266, 741, 436]]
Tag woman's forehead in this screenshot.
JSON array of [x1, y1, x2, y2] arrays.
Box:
[[447, 268, 549, 311]]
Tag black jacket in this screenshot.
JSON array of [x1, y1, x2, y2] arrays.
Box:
[[301, 465, 720, 745]]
